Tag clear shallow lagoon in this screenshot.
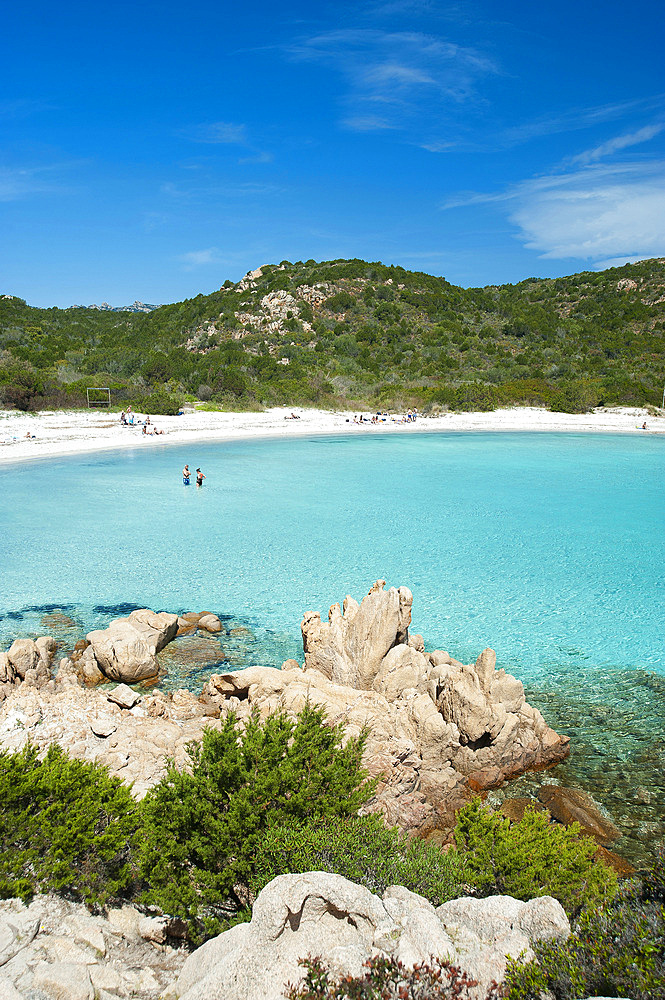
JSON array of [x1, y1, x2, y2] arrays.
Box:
[[1, 431, 664, 860]]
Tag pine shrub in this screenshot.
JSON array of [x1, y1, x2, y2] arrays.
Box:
[[0, 743, 137, 906], [137, 704, 375, 939], [454, 798, 618, 918]]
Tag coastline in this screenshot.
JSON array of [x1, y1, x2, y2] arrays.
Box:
[[0, 403, 663, 466]]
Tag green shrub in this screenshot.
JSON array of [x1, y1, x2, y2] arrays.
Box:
[[250, 814, 468, 905], [286, 955, 503, 999], [137, 705, 375, 939], [0, 744, 137, 906], [505, 889, 665, 1000], [455, 799, 617, 918], [135, 387, 182, 415]]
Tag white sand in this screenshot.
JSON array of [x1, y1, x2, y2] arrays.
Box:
[[0, 404, 662, 466]]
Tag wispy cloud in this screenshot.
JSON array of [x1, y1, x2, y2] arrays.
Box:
[[178, 247, 225, 269], [570, 122, 664, 165], [498, 95, 665, 148], [288, 28, 497, 133], [509, 162, 665, 262], [0, 162, 80, 201], [187, 121, 248, 144]]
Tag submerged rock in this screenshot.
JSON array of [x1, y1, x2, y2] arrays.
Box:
[[538, 785, 621, 845]]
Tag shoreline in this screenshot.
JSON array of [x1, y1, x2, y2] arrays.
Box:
[[1, 403, 663, 466]]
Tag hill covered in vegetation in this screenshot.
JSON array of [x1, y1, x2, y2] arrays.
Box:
[[1, 256, 664, 414]]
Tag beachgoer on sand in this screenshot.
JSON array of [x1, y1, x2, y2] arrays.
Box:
[[183, 464, 190, 485], [196, 468, 206, 487]]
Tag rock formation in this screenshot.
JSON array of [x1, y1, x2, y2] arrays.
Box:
[[0, 893, 188, 1000], [0, 583, 571, 833], [170, 871, 570, 1000], [204, 581, 570, 833]]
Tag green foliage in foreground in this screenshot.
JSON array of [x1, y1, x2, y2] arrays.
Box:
[[504, 848, 665, 1000], [455, 798, 618, 918], [0, 744, 137, 905], [286, 955, 503, 1000], [137, 704, 376, 939], [250, 813, 467, 906]]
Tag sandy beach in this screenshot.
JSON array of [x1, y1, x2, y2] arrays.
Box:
[[0, 404, 662, 465]]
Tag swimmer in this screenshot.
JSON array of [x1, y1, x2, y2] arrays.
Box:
[[183, 464, 191, 485], [196, 467, 206, 487]]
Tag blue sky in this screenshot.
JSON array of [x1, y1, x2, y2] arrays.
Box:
[[2, 0, 664, 307]]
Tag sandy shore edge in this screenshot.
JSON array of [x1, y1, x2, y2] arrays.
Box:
[[0, 404, 663, 465]]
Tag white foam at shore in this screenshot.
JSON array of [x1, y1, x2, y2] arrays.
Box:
[[0, 404, 662, 465]]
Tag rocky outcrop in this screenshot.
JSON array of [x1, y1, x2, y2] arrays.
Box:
[[301, 579, 413, 688], [86, 610, 179, 683], [171, 872, 570, 1000], [0, 681, 220, 799], [0, 894, 188, 1000], [204, 582, 569, 834], [0, 583, 570, 835]]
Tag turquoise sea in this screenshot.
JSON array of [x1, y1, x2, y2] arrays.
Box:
[[1, 431, 663, 861]]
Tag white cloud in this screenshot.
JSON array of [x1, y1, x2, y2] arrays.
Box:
[[442, 160, 665, 265], [510, 163, 665, 261], [592, 255, 654, 270]]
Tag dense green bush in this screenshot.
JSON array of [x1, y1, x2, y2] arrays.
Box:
[[250, 814, 468, 905], [137, 705, 375, 939], [0, 744, 137, 905], [134, 387, 182, 415], [455, 799, 617, 918], [504, 870, 665, 1000], [286, 955, 503, 1000]]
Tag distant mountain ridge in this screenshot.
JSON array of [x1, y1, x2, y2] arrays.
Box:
[[1, 256, 664, 413], [83, 300, 159, 313]]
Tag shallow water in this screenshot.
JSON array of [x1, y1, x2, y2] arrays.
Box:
[[1, 431, 663, 859]]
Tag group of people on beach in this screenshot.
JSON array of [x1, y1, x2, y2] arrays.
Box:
[[120, 408, 164, 435], [353, 409, 418, 425], [182, 464, 205, 487]]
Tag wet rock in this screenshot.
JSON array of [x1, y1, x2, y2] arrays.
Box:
[[500, 797, 546, 823], [538, 786, 620, 845], [198, 614, 223, 633], [594, 845, 635, 877]]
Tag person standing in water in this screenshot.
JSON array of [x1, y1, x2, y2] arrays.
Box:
[[183, 464, 190, 484], [196, 467, 206, 487]]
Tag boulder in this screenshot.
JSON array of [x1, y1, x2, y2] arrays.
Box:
[[175, 873, 571, 1000], [538, 786, 620, 845], [106, 684, 140, 710], [198, 614, 223, 633], [87, 610, 178, 683], [7, 638, 39, 679], [0, 652, 15, 684]]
